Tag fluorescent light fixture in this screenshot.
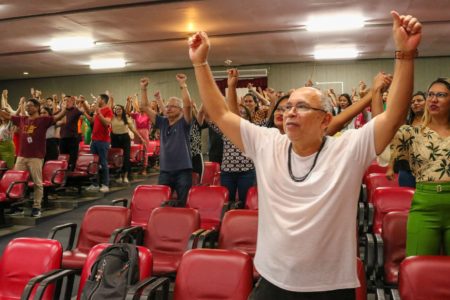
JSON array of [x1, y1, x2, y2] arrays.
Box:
[[314, 48, 359, 60], [89, 58, 126, 69], [50, 37, 94, 51], [23, 71, 29, 75], [307, 15, 365, 32]]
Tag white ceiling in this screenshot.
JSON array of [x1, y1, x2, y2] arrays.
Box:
[[0, 0, 448, 80]]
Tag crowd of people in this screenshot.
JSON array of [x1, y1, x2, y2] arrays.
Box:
[[0, 10, 448, 299]]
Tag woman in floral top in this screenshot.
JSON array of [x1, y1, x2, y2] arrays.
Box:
[[389, 78, 450, 256]]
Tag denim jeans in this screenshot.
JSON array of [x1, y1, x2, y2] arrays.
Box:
[[90, 140, 110, 186], [158, 169, 192, 207], [220, 169, 256, 205]]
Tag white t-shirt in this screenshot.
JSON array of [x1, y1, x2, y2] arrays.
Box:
[[240, 118, 376, 292]]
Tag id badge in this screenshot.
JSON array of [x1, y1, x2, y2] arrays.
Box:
[[27, 136, 33, 144]]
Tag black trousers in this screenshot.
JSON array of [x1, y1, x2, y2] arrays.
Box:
[[60, 137, 79, 171], [249, 277, 355, 300], [45, 138, 60, 162], [111, 133, 131, 175]]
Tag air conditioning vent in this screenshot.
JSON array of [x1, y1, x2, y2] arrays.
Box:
[[212, 68, 268, 79]]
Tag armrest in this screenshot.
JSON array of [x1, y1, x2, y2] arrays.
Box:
[[109, 226, 133, 243], [364, 233, 375, 280], [390, 288, 401, 300], [6, 180, 28, 199], [376, 288, 387, 300], [138, 277, 171, 300], [196, 229, 218, 249], [112, 198, 128, 207], [117, 226, 144, 244], [374, 233, 384, 281], [188, 229, 207, 249], [50, 169, 67, 186], [32, 269, 77, 300], [367, 203, 374, 233], [21, 269, 63, 300], [87, 161, 99, 175], [361, 184, 367, 203], [358, 202, 366, 234], [125, 277, 170, 300], [47, 223, 77, 251]]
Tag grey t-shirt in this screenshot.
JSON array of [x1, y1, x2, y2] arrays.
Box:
[[156, 115, 192, 171]]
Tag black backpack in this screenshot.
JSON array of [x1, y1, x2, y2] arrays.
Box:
[[80, 243, 140, 300]]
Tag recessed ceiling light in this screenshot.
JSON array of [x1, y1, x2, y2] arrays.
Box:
[[23, 72, 29, 75], [50, 37, 94, 51], [314, 48, 359, 60], [89, 58, 126, 70], [306, 15, 365, 32]]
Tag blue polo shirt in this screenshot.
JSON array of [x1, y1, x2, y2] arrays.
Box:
[[155, 115, 192, 171]]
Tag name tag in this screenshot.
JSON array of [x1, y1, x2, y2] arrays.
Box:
[[27, 136, 33, 144]]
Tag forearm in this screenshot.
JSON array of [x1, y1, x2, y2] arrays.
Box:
[[141, 88, 149, 107], [371, 88, 384, 117], [180, 86, 192, 123], [226, 84, 239, 115], [98, 113, 111, 126], [53, 108, 67, 122]]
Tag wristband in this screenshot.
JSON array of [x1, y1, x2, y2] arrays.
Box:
[[395, 50, 418, 60], [193, 61, 208, 68], [179, 85, 188, 89]]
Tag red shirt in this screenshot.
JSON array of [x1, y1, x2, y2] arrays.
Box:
[[11, 115, 54, 159], [91, 106, 113, 142]]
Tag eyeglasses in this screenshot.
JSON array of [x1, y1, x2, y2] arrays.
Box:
[[166, 105, 181, 110], [426, 92, 448, 99], [280, 102, 327, 114]]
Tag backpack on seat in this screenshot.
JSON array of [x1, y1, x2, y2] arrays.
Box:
[[80, 243, 139, 299]]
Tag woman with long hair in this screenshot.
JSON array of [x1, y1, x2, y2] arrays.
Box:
[[390, 78, 450, 256]]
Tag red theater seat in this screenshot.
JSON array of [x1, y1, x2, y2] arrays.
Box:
[[201, 161, 221, 185]]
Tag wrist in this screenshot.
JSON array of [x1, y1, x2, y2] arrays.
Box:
[[193, 61, 208, 68], [395, 49, 418, 60], [179, 84, 188, 89]]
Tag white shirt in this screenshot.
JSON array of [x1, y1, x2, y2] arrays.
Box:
[[240, 118, 376, 292]]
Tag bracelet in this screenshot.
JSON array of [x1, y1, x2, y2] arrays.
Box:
[[179, 85, 188, 89], [395, 49, 418, 60], [193, 61, 208, 68]]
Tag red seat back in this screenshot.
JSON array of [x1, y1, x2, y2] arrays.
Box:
[[130, 185, 171, 227], [108, 147, 124, 169], [42, 160, 68, 185], [74, 154, 99, 174], [245, 186, 258, 210], [218, 210, 258, 258], [77, 243, 152, 300], [130, 144, 144, 163], [382, 211, 408, 285], [363, 162, 388, 185], [58, 154, 70, 162], [201, 161, 220, 185], [0, 237, 62, 299], [144, 207, 200, 256], [174, 249, 253, 300], [366, 173, 399, 203], [147, 141, 158, 156], [187, 185, 229, 230], [0, 170, 29, 198], [76, 206, 131, 252], [399, 256, 450, 300], [372, 187, 414, 234]]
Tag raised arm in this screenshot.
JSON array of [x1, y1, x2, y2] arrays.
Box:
[[140, 78, 157, 124], [226, 69, 240, 115], [189, 32, 244, 151], [125, 96, 132, 115], [53, 102, 67, 122], [154, 91, 166, 115], [373, 11, 422, 155], [176, 73, 192, 123]]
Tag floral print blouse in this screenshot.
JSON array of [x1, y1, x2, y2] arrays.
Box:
[[390, 125, 450, 182]]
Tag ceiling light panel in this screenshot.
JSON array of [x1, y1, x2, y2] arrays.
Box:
[[50, 37, 94, 51], [89, 58, 126, 69], [306, 15, 365, 32]]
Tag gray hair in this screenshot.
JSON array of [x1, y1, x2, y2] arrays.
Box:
[[319, 92, 333, 113], [168, 96, 183, 108]]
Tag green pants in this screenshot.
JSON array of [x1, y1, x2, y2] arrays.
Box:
[[0, 140, 16, 169], [406, 182, 450, 256]]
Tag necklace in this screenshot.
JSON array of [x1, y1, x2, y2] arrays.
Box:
[[288, 137, 327, 182]]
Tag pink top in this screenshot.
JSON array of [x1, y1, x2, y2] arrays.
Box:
[[131, 112, 151, 130]]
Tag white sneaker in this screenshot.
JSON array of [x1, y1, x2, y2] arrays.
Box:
[[123, 177, 129, 184], [86, 184, 99, 191], [116, 177, 123, 184], [99, 185, 110, 193]]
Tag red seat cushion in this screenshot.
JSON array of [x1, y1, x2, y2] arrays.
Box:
[[152, 250, 182, 274], [62, 248, 89, 269]]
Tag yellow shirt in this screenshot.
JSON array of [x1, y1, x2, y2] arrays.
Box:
[[111, 117, 133, 135]]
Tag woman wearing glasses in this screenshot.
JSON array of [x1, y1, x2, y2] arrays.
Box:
[[389, 78, 450, 256]]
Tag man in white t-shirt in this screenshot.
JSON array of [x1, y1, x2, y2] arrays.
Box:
[[188, 11, 422, 299]]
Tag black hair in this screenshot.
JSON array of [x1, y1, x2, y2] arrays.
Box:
[[337, 93, 352, 114], [406, 91, 425, 125], [114, 104, 128, 125], [41, 106, 53, 116], [99, 94, 109, 103], [266, 95, 289, 128], [27, 98, 40, 107]]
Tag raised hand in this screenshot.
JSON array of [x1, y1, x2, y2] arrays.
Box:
[[176, 73, 187, 85], [188, 32, 210, 65], [140, 78, 149, 89], [373, 72, 393, 91], [391, 11, 422, 52], [2, 89, 8, 97], [227, 69, 239, 87], [305, 79, 313, 87], [154, 90, 161, 99]]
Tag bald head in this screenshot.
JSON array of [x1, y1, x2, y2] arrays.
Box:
[[289, 87, 333, 113]]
